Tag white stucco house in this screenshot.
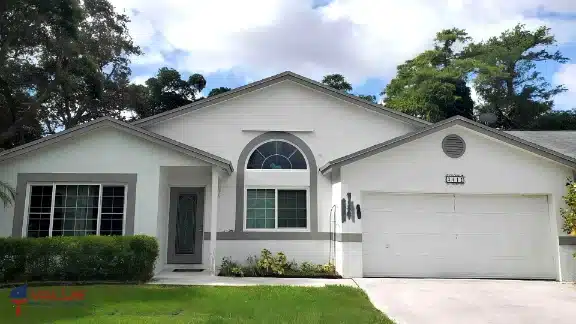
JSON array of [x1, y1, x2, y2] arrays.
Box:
[[1, 71, 575, 281]]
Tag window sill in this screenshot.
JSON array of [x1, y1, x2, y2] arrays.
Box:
[[243, 228, 310, 233]]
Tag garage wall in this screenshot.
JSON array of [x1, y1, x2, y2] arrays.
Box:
[[560, 245, 576, 282], [340, 125, 573, 279]]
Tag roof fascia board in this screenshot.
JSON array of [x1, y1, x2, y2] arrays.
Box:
[[320, 117, 576, 174]]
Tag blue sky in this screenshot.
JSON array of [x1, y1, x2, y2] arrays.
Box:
[[115, 0, 576, 109]]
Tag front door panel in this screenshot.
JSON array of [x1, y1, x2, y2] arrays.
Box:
[[168, 187, 204, 264]]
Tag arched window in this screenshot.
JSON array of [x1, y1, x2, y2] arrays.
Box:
[[246, 141, 307, 170]]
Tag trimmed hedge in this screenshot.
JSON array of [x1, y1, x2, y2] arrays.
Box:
[[0, 235, 158, 283]]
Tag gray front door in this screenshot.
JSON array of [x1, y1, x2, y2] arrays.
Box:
[[168, 187, 204, 264]]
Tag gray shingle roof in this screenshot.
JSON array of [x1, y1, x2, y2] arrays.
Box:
[[505, 131, 576, 159]]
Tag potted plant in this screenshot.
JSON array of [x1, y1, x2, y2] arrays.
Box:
[[560, 179, 576, 236]]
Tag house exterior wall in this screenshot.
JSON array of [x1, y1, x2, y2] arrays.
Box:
[[0, 127, 211, 272], [560, 245, 576, 282], [339, 124, 574, 279], [143, 80, 419, 268]]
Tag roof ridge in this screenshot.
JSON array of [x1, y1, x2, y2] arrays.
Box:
[[132, 71, 431, 128]]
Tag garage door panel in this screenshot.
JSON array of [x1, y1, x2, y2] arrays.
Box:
[[367, 211, 455, 233], [362, 193, 556, 279], [455, 195, 548, 213], [451, 212, 546, 234], [364, 193, 454, 213], [363, 234, 455, 256]]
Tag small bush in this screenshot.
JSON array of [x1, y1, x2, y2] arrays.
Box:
[[561, 178, 576, 234], [257, 249, 289, 276], [219, 249, 340, 278], [219, 257, 244, 277], [0, 235, 158, 283]]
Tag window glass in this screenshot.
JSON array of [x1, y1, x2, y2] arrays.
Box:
[[246, 141, 307, 169], [278, 190, 307, 228], [27, 184, 126, 237], [245, 189, 307, 229], [246, 189, 275, 228], [27, 185, 53, 238]]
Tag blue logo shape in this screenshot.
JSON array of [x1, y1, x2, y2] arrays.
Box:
[[9, 285, 27, 299]]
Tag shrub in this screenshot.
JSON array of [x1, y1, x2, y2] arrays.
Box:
[[561, 179, 576, 235], [257, 249, 289, 276], [219, 257, 244, 277], [0, 235, 158, 283], [219, 249, 340, 278]]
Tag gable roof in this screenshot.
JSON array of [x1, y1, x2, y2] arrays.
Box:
[[506, 131, 576, 159], [320, 115, 576, 174], [132, 71, 431, 128], [0, 117, 234, 174]]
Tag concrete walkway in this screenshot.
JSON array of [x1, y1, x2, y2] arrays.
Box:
[[355, 278, 576, 324], [150, 270, 357, 287]]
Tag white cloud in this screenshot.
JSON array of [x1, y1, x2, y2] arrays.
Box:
[[553, 64, 576, 110], [112, 0, 576, 86], [130, 51, 164, 66]]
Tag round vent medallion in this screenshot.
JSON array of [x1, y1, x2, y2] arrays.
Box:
[[442, 134, 465, 158]]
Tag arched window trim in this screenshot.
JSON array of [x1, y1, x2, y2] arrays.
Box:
[[244, 139, 309, 171]]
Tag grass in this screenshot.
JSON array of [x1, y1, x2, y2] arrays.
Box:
[[1, 284, 394, 323]]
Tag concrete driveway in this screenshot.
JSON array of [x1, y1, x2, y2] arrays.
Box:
[[354, 278, 576, 324]]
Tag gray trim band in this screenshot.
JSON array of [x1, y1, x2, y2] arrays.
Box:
[[236, 132, 318, 234], [320, 116, 576, 174], [559, 236, 576, 245], [133, 72, 430, 128], [12, 173, 137, 237], [203, 232, 362, 242]]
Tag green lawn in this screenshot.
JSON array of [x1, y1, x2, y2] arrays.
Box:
[[1, 284, 393, 323]]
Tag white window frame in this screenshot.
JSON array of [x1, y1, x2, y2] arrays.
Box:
[[22, 182, 128, 237], [243, 186, 310, 232]]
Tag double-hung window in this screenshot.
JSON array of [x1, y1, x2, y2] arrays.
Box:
[[26, 184, 126, 237]]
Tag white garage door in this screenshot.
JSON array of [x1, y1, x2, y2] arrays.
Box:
[[362, 193, 557, 279]]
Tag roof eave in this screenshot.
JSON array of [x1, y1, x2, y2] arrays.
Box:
[[0, 117, 235, 174], [319, 116, 576, 174]]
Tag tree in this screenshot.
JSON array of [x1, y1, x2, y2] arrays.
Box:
[[0, 0, 142, 150], [523, 109, 576, 130], [129, 68, 206, 119], [321, 74, 379, 103], [0, 181, 15, 207], [208, 87, 231, 97], [322, 74, 353, 92], [0, 0, 84, 149], [357, 94, 377, 103], [382, 28, 476, 122], [467, 24, 569, 129], [39, 0, 141, 133]]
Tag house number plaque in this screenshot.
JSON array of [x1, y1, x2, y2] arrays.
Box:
[[445, 174, 465, 185]]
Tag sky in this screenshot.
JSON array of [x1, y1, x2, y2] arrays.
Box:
[[110, 0, 576, 110]]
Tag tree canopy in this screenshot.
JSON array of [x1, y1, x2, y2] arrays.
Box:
[[321, 74, 378, 103], [208, 87, 231, 97], [382, 28, 476, 122], [0, 0, 142, 151], [467, 24, 568, 129], [383, 24, 571, 129], [128, 68, 206, 119]]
